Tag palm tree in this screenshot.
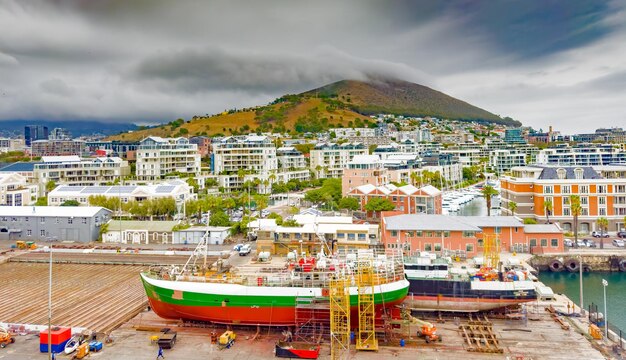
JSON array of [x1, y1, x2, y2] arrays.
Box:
[[597, 217, 608, 249], [571, 195, 582, 248], [544, 199, 553, 224], [508, 201, 517, 216], [481, 185, 499, 216]]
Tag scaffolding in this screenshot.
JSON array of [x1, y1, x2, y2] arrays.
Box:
[[294, 296, 330, 343], [482, 233, 500, 269], [356, 257, 378, 351], [329, 277, 350, 360]]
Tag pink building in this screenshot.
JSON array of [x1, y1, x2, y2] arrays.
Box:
[[347, 183, 442, 218]]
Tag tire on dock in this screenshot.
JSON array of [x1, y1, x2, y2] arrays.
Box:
[[619, 259, 626, 272], [581, 264, 592, 273], [565, 258, 580, 273], [549, 259, 565, 272]]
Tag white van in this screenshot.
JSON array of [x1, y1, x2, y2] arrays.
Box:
[[239, 244, 252, 256]]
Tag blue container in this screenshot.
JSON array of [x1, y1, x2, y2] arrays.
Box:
[[40, 339, 69, 353], [400, 339, 405, 347], [89, 341, 103, 352], [350, 332, 355, 344]]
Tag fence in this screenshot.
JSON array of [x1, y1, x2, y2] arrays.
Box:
[[589, 302, 625, 349]]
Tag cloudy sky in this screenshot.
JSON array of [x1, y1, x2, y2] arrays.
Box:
[[1, 0, 624, 133]]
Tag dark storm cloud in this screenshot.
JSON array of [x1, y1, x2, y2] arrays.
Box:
[[0, 0, 624, 132]]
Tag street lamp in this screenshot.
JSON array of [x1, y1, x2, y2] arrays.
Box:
[[602, 278, 608, 338]]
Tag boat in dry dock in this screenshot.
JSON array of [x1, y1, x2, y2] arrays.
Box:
[[140, 236, 409, 326]]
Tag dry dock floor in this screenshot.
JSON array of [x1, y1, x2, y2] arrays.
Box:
[[2, 303, 614, 360]]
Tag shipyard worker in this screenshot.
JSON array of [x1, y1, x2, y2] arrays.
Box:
[[157, 346, 164, 359]]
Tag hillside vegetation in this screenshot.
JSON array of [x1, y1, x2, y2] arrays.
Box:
[[107, 78, 518, 141]]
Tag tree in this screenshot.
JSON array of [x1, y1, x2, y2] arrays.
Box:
[[571, 195, 582, 248], [523, 218, 537, 224], [60, 200, 80, 206], [338, 197, 360, 211], [45, 180, 57, 193], [209, 210, 230, 227], [35, 197, 47, 206], [597, 217, 609, 249], [481, 185, 499, 216], [508, 201, 517, 216], [267, 212, 284, 225], [543, 199, 553, 224], [364, 197, 395, 212], [282, 219, 301, 227]]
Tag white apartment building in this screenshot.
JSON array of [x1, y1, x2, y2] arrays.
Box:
[[48, 180, 196, 206], [211, 135, 278, 175], [329, 128, 377, 138], [440, 148, 481, 167], [34, 156, 131, 192], [0, 138, 24, 153], [0, 173, 38, 206], [276, 146, 307, 170], [310, 142, 368, 178], [536, 144, 626, 166], [136, 137, 201, 180], [489, 149, 526, 174]]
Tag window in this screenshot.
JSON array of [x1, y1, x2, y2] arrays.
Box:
[[598, 185, 607, 194], [424, 243, 432, 251], [347, 233, 355, 240], [40, 218, 45, 224], [540, 239, 548, 247], [551, 239, 559, 247], [435, 231, 442, 237], [563, 196, 570, 205], [11, 217, 16, 222], [462, 231, 474, 238], [358, 233, 366, 241], [530, 238, 537, 247], [557, 168, 566, 180], [581, 196, 588, 205], [282, 233, 290, 239], [563, 208, 571, 216], [27, 230, 32, 236], [82, 218, 87, 224], [434, 243, 441, 251], [544, 185, 553, 194], [599, 208, 606, 216], [562, 185, 571, 194], [294, 233, 302, 240], [391, 230, 398, 237], [580, 185, 589, 194], [55, 218, 59, 224], [466, 244, 474, 252], [40, 230, 45, 236], [494, 227, 501, 234], [599, 196, 606, 205], [477, 239, 484, 247], [581, 208, 589, 216], [443, 231, 450, 237], [415, 231, 422, 237], [25, 217, 29, 222], [406, 231, 414, 237], [68, 218, 73, 224], [574, 168, 583, 180]]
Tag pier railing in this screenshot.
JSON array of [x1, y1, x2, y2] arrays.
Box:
[[589, 302, 625, 350]]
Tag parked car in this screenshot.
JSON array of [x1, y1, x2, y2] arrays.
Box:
[[592, 231, 610, 238], [233, 244, 244, 252], [261, 209, 270, 218], [576, 239, 587, 247], [564, 238, 574, 247], [238, 244, 252, 256], [586, 239, 597, 248], [612, 239, 625, 247], [618, 231, 626, 239]]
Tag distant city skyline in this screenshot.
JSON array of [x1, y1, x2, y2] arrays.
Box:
[[0, 1, 625, 133]]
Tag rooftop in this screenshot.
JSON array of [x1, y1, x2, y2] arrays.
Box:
[[0, 206, 109, 217], [523, 223, 563, 233]]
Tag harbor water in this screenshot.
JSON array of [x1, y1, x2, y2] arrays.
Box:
[[539, 271, 626, 332]]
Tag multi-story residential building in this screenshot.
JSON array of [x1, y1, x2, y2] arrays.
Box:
[[211, 135, 277, 175], [0, 206, 111, 242], [253, 215, 379, 255], [0, 138, 24, 153], [329, 128, 377, 138], [85, 140, 139, 159], [276, 146, 307, 170], [189, 136, 211, 157], [34, 156, 130, 192], [501, 165, 626, 233], [504, 128, 526, 144], [342, 155, 389, 194], [24, 125, 48, 146], [49, 128, 72, 140], [440, 148, 481, 167], [536, 144, 626, 166], [489, 149, 526, 174], [136, 137, 201, 180], [0, 173, 38, 206], [310, 142, 368, 178], [347, 184, 442, 217], [380, 212, 564, 257], [30, 139, 86, 157], [47, 181, 196, 206]]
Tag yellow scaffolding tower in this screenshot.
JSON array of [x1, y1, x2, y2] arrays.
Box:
[[356, 258, 378, 351], [329, 276, 350, 360], [482, 233, 501, 269]]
